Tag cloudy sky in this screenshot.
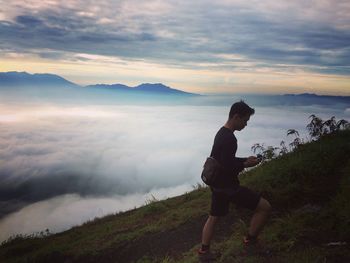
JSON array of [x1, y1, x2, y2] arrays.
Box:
[[1, 0, 350, 95]]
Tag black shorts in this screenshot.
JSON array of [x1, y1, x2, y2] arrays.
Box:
[[210, 186, 261, 217]]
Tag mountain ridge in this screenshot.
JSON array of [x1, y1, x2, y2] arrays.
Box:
[[0, 71, 78, 87], [0, 71, 196, 96], [86, 82, 196, 95], [282, 92, 350, 99]]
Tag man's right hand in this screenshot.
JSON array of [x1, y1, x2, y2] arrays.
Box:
[[244, 156, 260, 168]]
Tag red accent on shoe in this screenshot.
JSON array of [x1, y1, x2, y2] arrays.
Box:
[[243, 236, 258, 245], [198, 248, 209, 254], [243, 236, 250, 244]]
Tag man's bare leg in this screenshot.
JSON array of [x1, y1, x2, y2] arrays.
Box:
[[248, 198, 271, 238], [201, 215, 220, 246]]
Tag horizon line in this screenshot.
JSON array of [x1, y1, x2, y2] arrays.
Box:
[[1, 71, 350, 97]]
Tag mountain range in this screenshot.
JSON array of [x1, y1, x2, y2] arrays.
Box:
[[1, 72, 349, 103], [0, 71, 78, 88], [0, 71, 196, 96]]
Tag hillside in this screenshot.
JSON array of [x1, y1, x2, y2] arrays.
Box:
[[0, 130, 349, 263]]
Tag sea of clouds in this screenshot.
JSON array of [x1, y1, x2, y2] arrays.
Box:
[[0, 95, 348, 242]]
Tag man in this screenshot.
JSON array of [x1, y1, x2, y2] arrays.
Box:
[[198, 100, 271, 261]]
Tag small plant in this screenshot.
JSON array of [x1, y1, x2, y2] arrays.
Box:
[[263, 146, 279, 160], [251, 143, 278, 162], [145, 194, 159, 205], [322, 116, 337, 134], [279, 140, 288, 155], [336, 119, 350, 130], [307, 115, 349, 140], [287, 129, 300, 138], [252, 114, 348, 159], [251, 143, 265, 155], [307, 114, 324, 140], [287, 129, 303, 151], [192, 182, 206, 190]]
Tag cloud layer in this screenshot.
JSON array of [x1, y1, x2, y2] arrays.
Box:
[[0, 95, 348, 241], [0, 103, 222, 217]]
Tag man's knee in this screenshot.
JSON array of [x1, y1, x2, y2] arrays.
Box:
[[256, 198, 272, 214], [208, 215, 220, 224]]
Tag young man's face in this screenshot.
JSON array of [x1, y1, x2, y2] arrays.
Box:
[[235, 114, 250, 131]]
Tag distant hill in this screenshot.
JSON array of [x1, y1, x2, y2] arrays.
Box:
[[86, 83, 197, 96], [134, 83, 194, 95], [280, 93, 350, 105], [283, 93, 350, 100], [85, 83, 131, 91], [0, 71, 196, 96], [0, 71, 78, 88]]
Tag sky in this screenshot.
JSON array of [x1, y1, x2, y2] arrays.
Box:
[[1, 0, 350, 95]]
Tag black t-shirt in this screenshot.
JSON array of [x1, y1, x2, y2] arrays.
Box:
[[210, 126, 246, 188]]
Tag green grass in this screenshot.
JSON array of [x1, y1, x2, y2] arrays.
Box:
[[1, 130, 349, 263], [0, 186, 211, 263]]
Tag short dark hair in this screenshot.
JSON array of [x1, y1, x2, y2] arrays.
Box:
[[229, 100, 255, 119]]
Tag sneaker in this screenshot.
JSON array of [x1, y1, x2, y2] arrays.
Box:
[[198, 248, 220, 262], [242, 236, 271, 256]]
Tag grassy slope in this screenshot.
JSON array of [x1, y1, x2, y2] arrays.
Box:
[[1, 130, 349, 263]]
